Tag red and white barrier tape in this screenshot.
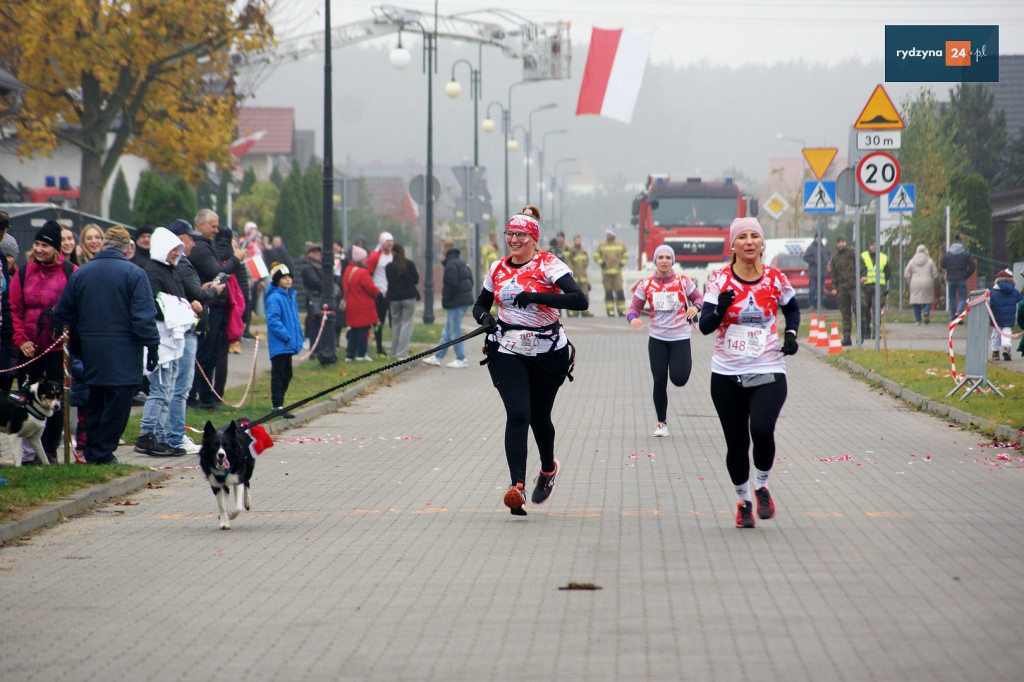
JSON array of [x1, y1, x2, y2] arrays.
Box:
[[947, 291, 1024, 382]]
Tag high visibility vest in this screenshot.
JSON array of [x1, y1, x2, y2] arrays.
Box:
[[861, 251, 887, 286]]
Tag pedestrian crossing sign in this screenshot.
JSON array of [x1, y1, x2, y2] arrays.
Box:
[[887, 184, 915, 212], [803, 180, 836, 213]]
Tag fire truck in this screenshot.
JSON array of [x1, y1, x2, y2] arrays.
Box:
[[630, 175, 757, 282]]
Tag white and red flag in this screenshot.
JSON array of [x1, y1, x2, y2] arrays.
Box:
[[230, 130, 266, 158], [245, 256, 270, 281], [575, 28, 653, 125]]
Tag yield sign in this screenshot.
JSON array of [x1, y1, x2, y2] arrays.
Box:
[[854, 84, 904, 130], [802, 148, 838, 180]]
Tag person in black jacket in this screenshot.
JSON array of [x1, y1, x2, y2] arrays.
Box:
[[0, 213, 16, 395], [422, 239, 474, 368], [187, 209, 245, 409], [384, 243, 419, 359]]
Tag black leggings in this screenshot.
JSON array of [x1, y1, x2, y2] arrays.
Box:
[[709, 372, 787, 486], [648, 337, 692, 423], [487, 347, 569, 485]]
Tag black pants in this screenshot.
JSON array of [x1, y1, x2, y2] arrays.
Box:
[[709, 372, 788, 486], [648, 337, 692, 423], [373, 294, 389, 355], [194, 306, 225, 404], [85, 385, 134, 464], [22, 350, 64, 456], [486, 347, 570, 485], [270, 354, 293, 407]]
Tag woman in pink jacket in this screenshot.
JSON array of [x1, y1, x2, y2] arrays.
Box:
[[342, 246, 380, 361], [10, 221, 76, 463]]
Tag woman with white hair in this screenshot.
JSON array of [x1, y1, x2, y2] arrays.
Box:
[[903, 244, 938, 325]]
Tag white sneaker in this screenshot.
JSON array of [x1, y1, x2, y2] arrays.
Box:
[[653, 423, 669, 437], [356, 355, 374, 362], [179, 436, 202, 455], [446, 359, 468, 368], [422, 356, 441, 366]]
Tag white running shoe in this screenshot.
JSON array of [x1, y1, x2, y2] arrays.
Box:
[[653, 423, 669, 437], [179, 436, 202, 455], [446, 358, 468, 368], [356, 355, 374, 362], [422, 356, 442, 366]]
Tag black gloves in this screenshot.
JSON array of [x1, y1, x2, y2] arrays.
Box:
[[477, 312, 498, 333], [781, 331, 799, 356], [715, 289, 736, 316], [512, 292, 537, 308], [146, 346, 160, 373]]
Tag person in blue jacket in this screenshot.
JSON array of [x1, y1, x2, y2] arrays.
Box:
[[989, 269, 1023, 361], [265, 262, 304, 418]]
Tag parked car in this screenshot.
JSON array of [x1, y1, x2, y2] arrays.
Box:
[[763, 238, 835, 308]]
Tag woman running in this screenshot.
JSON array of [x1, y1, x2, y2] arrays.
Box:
[[473, 213, 589, 516], [699, 217, 800, 529], [627, 244, 702, 437]]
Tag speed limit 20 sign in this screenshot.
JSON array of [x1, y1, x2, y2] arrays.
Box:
[[856, 151, 901, 196]]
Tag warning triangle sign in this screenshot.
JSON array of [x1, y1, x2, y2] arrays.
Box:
[[802, 148, 838, 180], [854, 85, 904, 130]]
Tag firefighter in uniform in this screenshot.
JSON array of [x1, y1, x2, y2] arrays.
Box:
[[595, 227, 628, 316], [480, 232, 500, 273], [566, 235, 593, 317], [859, 238, 891, 339]]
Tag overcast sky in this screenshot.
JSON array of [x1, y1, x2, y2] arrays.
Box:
[[277, 0, 1024, 68]]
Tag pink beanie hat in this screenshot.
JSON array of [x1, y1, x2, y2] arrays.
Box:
[[729, 216, 763, 245], [351, 245, 368, 263]]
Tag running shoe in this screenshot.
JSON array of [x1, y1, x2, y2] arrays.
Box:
[[422, 355, 442, 366], [446, 358, 468, 368], [532, 460, 559, 504], [754, 487, 775, 520], [653, 423, 669, 437], [504, 482, 527, 516], [735, 500, 755, 528], [179, 436, 202, 455]]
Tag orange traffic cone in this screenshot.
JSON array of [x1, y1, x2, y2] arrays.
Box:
[[827, 322, 843, 354], [806, 314, 818, 344], [816, 317, 829, 347]]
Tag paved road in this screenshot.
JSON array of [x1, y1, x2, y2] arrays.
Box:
[[2, 313, 1023, 681]]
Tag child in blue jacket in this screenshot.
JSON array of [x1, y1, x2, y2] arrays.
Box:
[[266, 263, 304, 417], [990, 269, 1023, 361]]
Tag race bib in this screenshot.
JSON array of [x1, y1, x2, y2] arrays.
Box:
[[724, 324, 767, 358], [501, 329, 540, 356], [652, 291, 678, 312]]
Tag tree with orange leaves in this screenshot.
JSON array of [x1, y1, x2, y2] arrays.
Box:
[[0, 1, 274, 215]]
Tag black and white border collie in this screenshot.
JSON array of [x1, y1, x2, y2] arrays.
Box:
[[199, 420, 256, 530], [0, 381, 63, 466]]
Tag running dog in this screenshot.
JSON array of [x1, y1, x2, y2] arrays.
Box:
[[199, 420, 256, 530], [0, 381, 62, 467]]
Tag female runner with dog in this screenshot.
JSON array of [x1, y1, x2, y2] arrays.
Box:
[[627, 244, 703, 438], [472, 213, 589, 516], [699, 217, 800, 529]]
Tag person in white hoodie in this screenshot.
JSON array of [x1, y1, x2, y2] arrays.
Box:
[[135, 227, 195, 457], [903, 244, 939, 325]]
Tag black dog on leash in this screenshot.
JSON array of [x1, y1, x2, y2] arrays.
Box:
[[199, 420, 256, 530], [0, 381, 62, 466]]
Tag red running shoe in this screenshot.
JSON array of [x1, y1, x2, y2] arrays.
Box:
[[735, 500, 755, 528], [754, 487, 775, 520], [504, 483, 527, 516]]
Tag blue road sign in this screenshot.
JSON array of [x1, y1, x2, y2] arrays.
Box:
[[803, 180, 837, 213], [888, 183, 915, 212]]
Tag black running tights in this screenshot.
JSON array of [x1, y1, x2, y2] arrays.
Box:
[[648, 337, 692, 423], [487, 349, 568, 485], [709, 372, 788, 486]]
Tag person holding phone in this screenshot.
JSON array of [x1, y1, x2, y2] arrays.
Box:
[[699, 217, 800, 529]]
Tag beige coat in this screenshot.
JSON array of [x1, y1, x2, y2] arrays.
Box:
[[903, 246, 938, 304]]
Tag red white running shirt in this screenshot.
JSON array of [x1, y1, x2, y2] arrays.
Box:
[[484, 251, 571, 355], [704, 264, 795, 375], [631, 273, 703, 341]]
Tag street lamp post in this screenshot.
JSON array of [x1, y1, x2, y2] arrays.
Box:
[[446, 47, 483, 285], [537, 128, 566, 218], [526, 103, 557, 205], [317, 0, 337, 364], [552, 158, 578, 230], [508, 125, 527, 209], [390, 1, 438, 324], [482, 101, 510, 222]]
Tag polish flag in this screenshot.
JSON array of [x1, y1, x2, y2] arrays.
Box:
[[245, 256, 270, 281], [575, 28, 653, 125], [230, 130, 266, 158]]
